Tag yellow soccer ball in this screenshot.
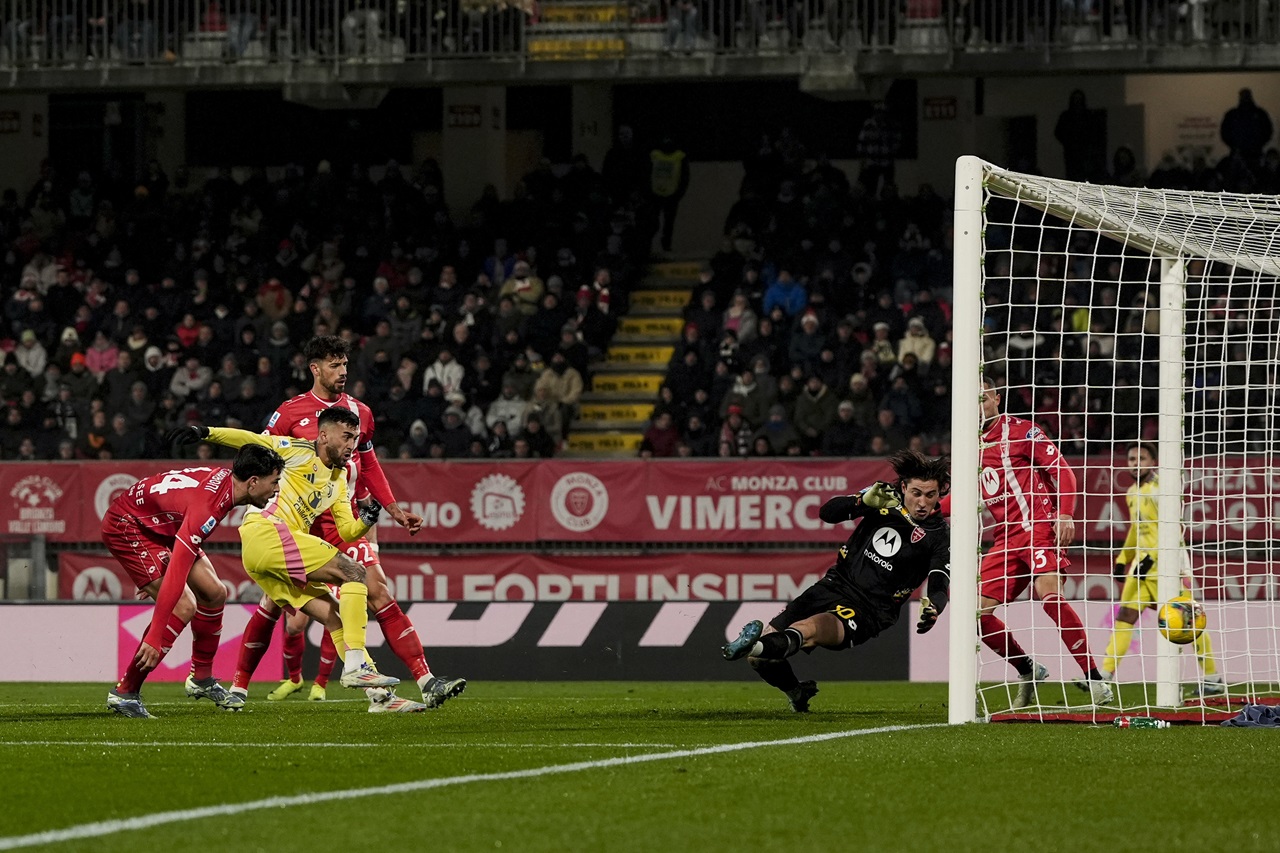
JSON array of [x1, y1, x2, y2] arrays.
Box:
[[1158, 595, 1207, 645]]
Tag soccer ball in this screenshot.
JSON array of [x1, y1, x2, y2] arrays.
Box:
[[1158, 595, 1207, 645]]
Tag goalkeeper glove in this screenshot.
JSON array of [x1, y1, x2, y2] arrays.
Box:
[[1136, 555, 1155, 578], [358, 497, 383, 527], [165, 425, 210, 447], [916, 599, 939, 634], [860, 481, 902, 510]]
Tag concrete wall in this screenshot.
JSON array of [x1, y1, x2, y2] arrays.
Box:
[[0, 93, 49, 196]]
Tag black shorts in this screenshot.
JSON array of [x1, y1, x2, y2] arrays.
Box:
[[769, 580, 880, 650]]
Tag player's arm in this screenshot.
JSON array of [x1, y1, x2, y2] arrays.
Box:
[[1032, 436, 1078, 546], [169, 424, 275, 451], [138, 515, 208, 670], [819, 482, 900, 524], [1116, 515, 1138, 573], [331, 476, 378, 542], [916, 542, 951, 634]]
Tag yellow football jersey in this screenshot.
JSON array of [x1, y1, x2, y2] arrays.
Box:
[[206, 427, 369, 541]]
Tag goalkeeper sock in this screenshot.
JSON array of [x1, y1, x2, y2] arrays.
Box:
[[754, 628, 803, 660], [1195, 629, 1219, 678], [316, 630, 338, 688], [233, 603, 280, 691], [979, 613, 1032, 676], [282, 629, 305, 683], [1102, 616, 1137, 676], [189, 604, 223, 682], [1042, 593, 1096, 677], [749, 657, 800, 693]]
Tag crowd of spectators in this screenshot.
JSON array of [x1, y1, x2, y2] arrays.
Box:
[[0, 140, 668, 461], [639, 126, 1278, 460]]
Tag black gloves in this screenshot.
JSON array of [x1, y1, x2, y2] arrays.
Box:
[[358, 497, 383, 526], [916, 599, 939, 634], [166, 425, 210, 447]]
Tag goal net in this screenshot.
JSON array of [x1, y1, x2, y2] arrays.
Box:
[[949, 156, 1280, 724]]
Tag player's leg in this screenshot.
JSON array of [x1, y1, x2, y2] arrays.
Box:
[[1101, 568, 1148, 677], [267, 608, 310, 701], [977, 550, 1035, 676], [1035, 569, 1112, 704], [179, 556, 244, 711], [307, 551, 398, 688], [1182, 577, 1224, 695], [363, 553, 465, 709], [310, 629, 337, 700], [232, 592, 284, 696]]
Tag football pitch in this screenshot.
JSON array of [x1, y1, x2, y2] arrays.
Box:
[[0, 682, 1272, 853]]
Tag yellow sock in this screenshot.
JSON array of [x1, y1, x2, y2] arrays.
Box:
[[338, 582, 369, 651], [1195, 629, 1218, 678], [329, 628, 347, 659], [1103, 618, 1137, 675]]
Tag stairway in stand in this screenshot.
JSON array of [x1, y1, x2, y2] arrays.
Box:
[[565, 261, 702, 457]]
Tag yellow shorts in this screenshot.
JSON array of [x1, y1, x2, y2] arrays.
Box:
[[240, 515, 338, 611], [1119, 556, 1192, 611]]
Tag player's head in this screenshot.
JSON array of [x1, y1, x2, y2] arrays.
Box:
[[305, 335, 350, 397], [232, 444, 284, 508], [317, 406, 360, 468], [1126, 441, 1157, 482], [980, 376, 1001, 425], [889, 448, 950, 521]]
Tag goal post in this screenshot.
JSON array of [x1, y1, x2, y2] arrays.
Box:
[[950, 155, 1280, 724]]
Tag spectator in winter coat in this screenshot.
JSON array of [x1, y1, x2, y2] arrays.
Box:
[[896, 316, 937, 367], [763, 268, 807, 319], [821, 400, 865, 456], [788, 311, 826, 374], [792, 375, 839, 452], [422, 347, 465, 396], [751, 404, 802, 455], [640, 411, 681, 458], [721, 291, 758, 345]]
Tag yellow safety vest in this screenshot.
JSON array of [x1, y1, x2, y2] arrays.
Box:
[[650, 150, 685, 197]]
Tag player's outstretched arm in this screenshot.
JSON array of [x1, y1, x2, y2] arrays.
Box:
[[356, 444, 422, 535], [333, 478, 379, 542]]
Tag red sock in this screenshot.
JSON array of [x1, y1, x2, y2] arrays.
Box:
[[1042, 593, 1095, 676], [189, 604, 223, 682], [119, 611, 188, 692], [315, 631, 337, 688], [233, 605, 280, 691], [282, 630, 305, 683], [979, 613, 1031, 675], [375, 601, 430, 681]]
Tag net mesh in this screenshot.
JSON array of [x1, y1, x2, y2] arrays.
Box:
[[974, 167, 1280, 722]]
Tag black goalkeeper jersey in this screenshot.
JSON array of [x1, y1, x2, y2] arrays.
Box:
[[817, 494, 951, 633]]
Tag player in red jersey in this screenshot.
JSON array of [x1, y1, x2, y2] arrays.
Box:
[[231, 335, 466, 712], [103, 444, 285, 718], [958, 378, 1113, 708]]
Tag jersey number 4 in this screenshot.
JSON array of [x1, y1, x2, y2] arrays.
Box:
[[148, 469, 211, 495]]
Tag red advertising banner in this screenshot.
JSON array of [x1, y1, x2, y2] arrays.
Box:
[[58, 550, 835, 603], [12, 457, 1280, 546]]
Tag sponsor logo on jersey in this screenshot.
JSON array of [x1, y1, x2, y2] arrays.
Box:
[[189, 534, 202, 546], [871, 527, 902, 557], [200, 516, 218, 536], [550, 472, 609, 532], [471, 473, 526, 531], [981, 466, 1001, 497], [267, 412, 280, 427]]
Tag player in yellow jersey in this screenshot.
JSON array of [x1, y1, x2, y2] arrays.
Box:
[[168, 406, 399, 692], [1084, 442, 1223, 698]]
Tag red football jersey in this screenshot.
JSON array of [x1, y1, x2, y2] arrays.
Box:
[[978, 414, 1077, 543], [266, 391, 395, 544], [106, 466, 236, 649]]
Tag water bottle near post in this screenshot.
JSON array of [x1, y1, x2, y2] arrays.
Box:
[[1112, 716, 1171, 729]]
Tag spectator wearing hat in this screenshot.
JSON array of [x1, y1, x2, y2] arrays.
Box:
[[422, 347, 465, 397], [822, 400, 865, 456], [719, 405, 753, 457], [52, 326, 82, 369], [501, 351, 537, 402], [721, 291, 758, 345], [720, 365, 773, 427], [500, 260, 544, 317], [869, 321, 898, 367], [446, 390, 487, 437], [534, 351, 584, 439], [63, 352, 99, 402], [517, 414, 557, 458], [438, 405, 474, 458], [84, 331, 120, 381], [15, 329, 48, 378], [557, 324, 591, 382], [866, 291, 906, 342], [898, 316, 937, 367], [569, 286, 616, 359], [486, 380, 527, 437], [684, 289, 722, 342], [788, 311, 825, 375], [763, 268, 808, 319], [752, 404, 801, 455], [486, 420, 514, 458]]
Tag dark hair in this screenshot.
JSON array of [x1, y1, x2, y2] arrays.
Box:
[[318, 406, 360, 431], [890, 449, 950, 496], [1128, 441, 1158, 461], [232, 444, 284, 480], [304, 335, 350, 363]]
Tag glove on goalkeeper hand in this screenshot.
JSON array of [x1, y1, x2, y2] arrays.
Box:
[[165, 425, 210, 447], [1136, 555, 1155, 578], [358, 497, 383, 527], [861, 481, 902, 510], [916, 599, 939, 634]]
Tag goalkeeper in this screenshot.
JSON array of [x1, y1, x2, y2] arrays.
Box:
[[722, 449, 951, 712], [1087, 442, 1223, 696], [168, 407, 398, 692]]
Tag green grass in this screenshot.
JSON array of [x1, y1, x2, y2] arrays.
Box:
[[0, 681, 1272, 852]]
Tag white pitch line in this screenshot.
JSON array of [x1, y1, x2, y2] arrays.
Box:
[[0, 722, 945, 850], [0, 741, 680, 750]]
